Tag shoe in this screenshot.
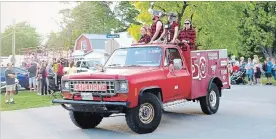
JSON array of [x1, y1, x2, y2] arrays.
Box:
[[10, 101, 15, 104], [5, 102, 9, 104]]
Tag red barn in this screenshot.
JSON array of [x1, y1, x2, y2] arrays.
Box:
[[74, 34, 110, 54]]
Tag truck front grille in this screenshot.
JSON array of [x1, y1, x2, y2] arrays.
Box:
[[69, 80, 115, 96]]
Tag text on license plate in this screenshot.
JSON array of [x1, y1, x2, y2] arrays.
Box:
[[74, 84, 107, 91]]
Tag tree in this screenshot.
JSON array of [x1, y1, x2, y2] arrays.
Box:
[[1, 21, 41, 56], [239, 2, 276, 60], [55, 1, 124, 48], [113, 1, 140, 32], [45, 32, 64, 48], [128, 2, 246, 55]]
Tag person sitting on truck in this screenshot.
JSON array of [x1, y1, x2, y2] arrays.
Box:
[[149, 14, 164, 43], [176, 19, 197, 50], [138, 26, 151, 44], [157, 12, 179, 43]]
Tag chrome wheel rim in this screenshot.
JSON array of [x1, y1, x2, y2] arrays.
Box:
[[139, 103, 155, 124], [209, 91, 217, 108]]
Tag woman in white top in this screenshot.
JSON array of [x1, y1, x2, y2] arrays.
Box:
[[67, 61, 77, 75]]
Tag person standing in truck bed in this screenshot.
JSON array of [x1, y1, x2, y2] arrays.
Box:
[[149, 13, 163, 43], [177, 19, 197, 50], [157, 12, 179, 43]]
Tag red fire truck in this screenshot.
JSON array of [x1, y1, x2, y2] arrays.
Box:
[[52, 42, 230, 134]]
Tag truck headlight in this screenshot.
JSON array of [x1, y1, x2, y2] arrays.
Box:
[[116, 80, 128, 93], [62, 81, 70, 91]]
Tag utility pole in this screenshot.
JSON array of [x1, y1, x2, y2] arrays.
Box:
[[0, 2, 2, 67], [11, 19, 16, 64]]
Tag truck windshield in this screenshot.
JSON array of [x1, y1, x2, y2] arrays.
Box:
[[105, 46, 162, 67]]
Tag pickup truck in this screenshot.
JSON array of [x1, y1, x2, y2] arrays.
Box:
[[52, 42, 230, 134]]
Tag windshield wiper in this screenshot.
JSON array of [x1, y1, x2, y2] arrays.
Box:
[[107, 64, 122, 67], [125, 65, 142, 67]]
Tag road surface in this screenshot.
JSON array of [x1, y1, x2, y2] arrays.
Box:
[[1, 85, 276, 139]]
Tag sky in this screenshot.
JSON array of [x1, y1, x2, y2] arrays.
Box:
[[1, 2, 76, 40], [0, 2, 116, 44]]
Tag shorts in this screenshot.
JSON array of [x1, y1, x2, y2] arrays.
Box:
[[247, 74, 253, 81], [29, 77, 36, 85], [6, 84, 16, 91], [255, 72, 261, 79], [265, 73, 272, 78]]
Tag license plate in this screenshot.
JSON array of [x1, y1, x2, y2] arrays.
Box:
[[74, 84, 107, 91], [81, 93, 93, 100]]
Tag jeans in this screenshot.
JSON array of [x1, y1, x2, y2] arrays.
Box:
[[40, 78, 48, 95]]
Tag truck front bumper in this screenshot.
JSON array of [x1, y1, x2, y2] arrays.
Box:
[[52, 99, 130, 113]]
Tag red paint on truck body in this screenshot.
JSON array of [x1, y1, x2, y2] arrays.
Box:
[[61, 43, 230, 108]]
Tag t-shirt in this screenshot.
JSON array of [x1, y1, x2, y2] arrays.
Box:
[[233, 65, 239, 72], [5, 69, 15, 85], [267, 61, 273, 73], [239, 61, 246, 71], [246, 63, 254, 75], [46, 65, 54, 76], [67, 67, 77, 75], [57, 63, 64, 76], [53, 63, 58, 73], [28, 65, 37, 78]]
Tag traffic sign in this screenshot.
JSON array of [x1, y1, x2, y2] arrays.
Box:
[[106, 34, 120, 38]]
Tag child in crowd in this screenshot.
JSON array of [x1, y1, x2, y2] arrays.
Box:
[[245, 58, 254, 85], [272, 59, 276, 82], [254, 59, 262, 85]]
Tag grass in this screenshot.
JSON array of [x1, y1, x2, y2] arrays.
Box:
[[0, 91, 62, 111], [243, 77, 276, 85]]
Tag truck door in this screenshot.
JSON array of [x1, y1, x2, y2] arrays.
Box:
[[163, 48, 191, 101]]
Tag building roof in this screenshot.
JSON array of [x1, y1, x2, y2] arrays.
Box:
[[113, 32, 134, 47], [83, 34, 111, 40]]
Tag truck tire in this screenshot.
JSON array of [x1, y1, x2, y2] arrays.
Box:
[[199, 83, 220, 115], [125, 93, 162, 134], [69, 111, 103, 129]]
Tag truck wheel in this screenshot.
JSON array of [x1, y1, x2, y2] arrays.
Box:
[[69, 111, 103, 129], [199, 83, 220, 115], [125, 93, 162, 134]]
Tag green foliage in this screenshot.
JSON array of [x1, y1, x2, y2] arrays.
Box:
[[1, 22, 41, 56], [239, 2, 276, 59], [129, 2, 246, 56], [45, 32, 64, 48], [48, 1, 125, 48], [114, 1, 141, 32]]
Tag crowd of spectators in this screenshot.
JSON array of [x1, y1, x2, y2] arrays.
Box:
[[26, 58, 72, 95], [228, 55, 276, 85]]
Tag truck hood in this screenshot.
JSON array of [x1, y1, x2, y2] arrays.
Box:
[[67, 67, 160, 80]]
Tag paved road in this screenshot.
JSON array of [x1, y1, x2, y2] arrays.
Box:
[[1, 85, 276, 139]]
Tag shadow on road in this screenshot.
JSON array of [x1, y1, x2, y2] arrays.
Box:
[[78, 110, 207, 136], [80, 127, 134, 138]]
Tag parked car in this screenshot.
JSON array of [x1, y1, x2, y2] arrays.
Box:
[[0, 67, 29, 89], [1, 78, 20, 94], [64, 59, 102, 73]]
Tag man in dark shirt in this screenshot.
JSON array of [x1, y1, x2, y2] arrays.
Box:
[[28, 62, 37, 90], [5, 63, 16, 104]]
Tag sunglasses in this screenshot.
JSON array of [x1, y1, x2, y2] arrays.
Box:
[[184, 23, 190, 25]]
